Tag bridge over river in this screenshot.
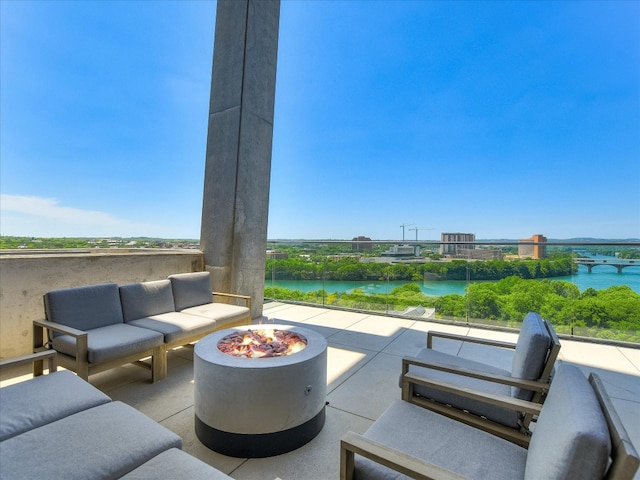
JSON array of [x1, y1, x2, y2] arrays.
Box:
[[574, 257, 640, 273]]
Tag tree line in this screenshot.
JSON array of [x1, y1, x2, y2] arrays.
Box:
[[266, 257, 576, 282]]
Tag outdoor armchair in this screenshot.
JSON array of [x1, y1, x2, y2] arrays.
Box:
[[402, 312, 561, 446], [341, 363, 639, 480]]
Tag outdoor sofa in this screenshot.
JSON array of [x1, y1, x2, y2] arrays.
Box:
[[0, 351, 232, 479], [33, 271, 251, 381]]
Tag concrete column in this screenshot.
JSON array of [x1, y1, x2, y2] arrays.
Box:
[[200, 0, 280, 319]]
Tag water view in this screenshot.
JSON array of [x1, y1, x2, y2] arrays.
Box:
[[266, 264, 640, 297]]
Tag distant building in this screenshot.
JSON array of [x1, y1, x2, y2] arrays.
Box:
[[352, 236, 372, 251], [518, 234, 547, 259], [266, 249, 289, 260], [381, 244, 417, 258], [454, 248, 503, 260], [440, 233, 475, 255]]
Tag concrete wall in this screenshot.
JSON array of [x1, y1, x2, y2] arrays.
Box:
[[0, 250, 204, 360]]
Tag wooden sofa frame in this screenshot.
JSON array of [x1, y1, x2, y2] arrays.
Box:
[[32, 288, 251, 382]]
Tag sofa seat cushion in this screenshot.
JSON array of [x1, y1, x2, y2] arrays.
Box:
[[121, 448, 233, 479], [356, 399, 528, 480], [52, 323, 164, 364], [0, 370, 111, 441], [45, 283, 124, 330], [0, 401, 182, 480], [181, 303, 250, 329], [524, 364, 611, 480], [408, 348, 520, 428], [169, 272, 213, 311], [119, 280, 176, 321], [127, 312, 217, 345]]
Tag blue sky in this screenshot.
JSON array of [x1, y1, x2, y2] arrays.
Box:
[[1, 0, 639, 240]]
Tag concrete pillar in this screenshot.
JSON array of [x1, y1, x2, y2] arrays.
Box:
[[200, 0, 280, 319]]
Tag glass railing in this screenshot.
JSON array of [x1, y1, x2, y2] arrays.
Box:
[[264, 240, 640, 345]]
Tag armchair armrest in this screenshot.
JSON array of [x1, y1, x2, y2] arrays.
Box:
[[427, 330, 516, 350], [0, 350, 57, 374], [402, 371, 543, 416], [340, 431, 469, 480], [402, 356, 549, 393], [211, 291, 252, 310]]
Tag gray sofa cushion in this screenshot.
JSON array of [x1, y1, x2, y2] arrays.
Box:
[[45, 283, 124, 330], [52, 323, 163, 363], [511, 312, 551, 400], [0, 401, 182, 480], [128, 312, 217, 345], [524, 364, 611, 480], [0, 370, 111, 441], [121, 448, 233, 479], [181, 302, 249, 328], [168, 272, 212, 311], [408, 348, 520, 428], [120, 280, 176, 321], [356, 399, 528, 480]]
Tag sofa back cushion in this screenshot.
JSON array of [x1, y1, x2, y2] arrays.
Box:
[[119, 280, 176, 322], [511, 312, 551, 400], [168, 272, 212, 311], [524, 364, 611, 480], [44, 283, 124, 330]]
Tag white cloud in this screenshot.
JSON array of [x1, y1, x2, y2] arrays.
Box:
[[0, 194, 171, 237]]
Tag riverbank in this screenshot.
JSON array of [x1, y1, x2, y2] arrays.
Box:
[[265, 264, 640, 296]]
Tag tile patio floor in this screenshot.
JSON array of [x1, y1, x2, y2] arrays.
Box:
[[5, 302, 640, 479]]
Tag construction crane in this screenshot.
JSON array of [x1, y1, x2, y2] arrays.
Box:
[[408, 227, 435, 241], [400, 223, 414, 241]]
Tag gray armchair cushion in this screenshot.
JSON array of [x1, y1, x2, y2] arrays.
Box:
[[357, 399, 528, 480], [524, 364, 611, 480], [120, 280, 176, 321], [408, 348, 520, 428], [0, 370, 111, 441], [52, 323, 163, 363], [45, 283, 124, 330], [511, 312, 551, 400], [128, 312, 217, 345], [168, 272, 212, 311], [121, 448, 233, 479], [0, 401, 182, 480]]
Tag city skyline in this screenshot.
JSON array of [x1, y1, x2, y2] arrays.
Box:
[[1, 1, 639, 240]]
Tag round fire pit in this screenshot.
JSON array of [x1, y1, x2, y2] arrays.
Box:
[[194, 324, 328, 458]]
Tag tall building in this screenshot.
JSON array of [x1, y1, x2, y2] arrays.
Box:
[[440, 233, 475, 255], [518, 234, 547, 259], [352, 236, 372, 251]]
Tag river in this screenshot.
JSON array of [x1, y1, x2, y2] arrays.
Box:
[[265, 257, 640, 296]]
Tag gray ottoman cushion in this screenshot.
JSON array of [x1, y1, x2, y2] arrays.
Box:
[[168, 272, 212, 311], [524, 364, 611, 480], [128, 312, 217, 345], [121, 448, 233, 479], [0, 370, 111, 441], [511, 312, 551, 400], [408, 348, 520, 427], [356, 399, 528, 480], [0, 401, 182, 480], [45, 283, 124, 330], [52, 323, 163, 363], [120, 280, 176, 321]]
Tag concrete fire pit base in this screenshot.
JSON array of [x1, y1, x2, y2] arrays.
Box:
[[194, 325, 328, 458]]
